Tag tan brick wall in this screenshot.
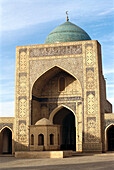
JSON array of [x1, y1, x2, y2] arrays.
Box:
[[105, 113, 114, 120], [29, 125, 60, 151], [14, 40, 109, 152], [97, 42, 112, 151], [0, 40, 113, 153]]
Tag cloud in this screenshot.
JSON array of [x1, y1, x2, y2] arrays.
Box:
[[99, 34, 114, 43], [107, 84, 114, 87], [89, 22, 112, 28], [98, 8, 114, 16], [103, 68, 114, 74], [0, 0, 113, 31], [0, 101, 15, 117], [0, 79, 15, 102], [0, 0, 114, 116]]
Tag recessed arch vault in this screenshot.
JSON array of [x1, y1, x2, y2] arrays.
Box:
[[50, 105, 76, 151], [31, 65, 82, 126], [31, 65, 82, 98], [0, 126, 13, 133], [49, 104, 76, 123]]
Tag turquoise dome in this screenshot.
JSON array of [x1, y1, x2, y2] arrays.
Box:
[[44, 21, 91, 44]]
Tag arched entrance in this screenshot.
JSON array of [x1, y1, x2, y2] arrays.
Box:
[[107, 125, 114, 151], [31, 66, 82, 125], [53, 107, 76, 151], [1, 127, 12, 154]]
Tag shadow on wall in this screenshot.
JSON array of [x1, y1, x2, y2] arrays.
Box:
[[0, 122, 113, 153], [0, 129, 114, 153], [82, 133, 102, 152], [8, 132, 102, 153]]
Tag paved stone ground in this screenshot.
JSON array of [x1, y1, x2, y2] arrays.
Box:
[[0, 152, 114, 170]]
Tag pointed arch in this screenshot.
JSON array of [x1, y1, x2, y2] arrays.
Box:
[[49, 104, 76, 123], [32, 65, 77, 88], [0, 126, 13, 133], [31, 65, 82, 98], [50, 105, 76, 151], [31, 65, 82, 126], [38, 134, 44, 145], [0, 126, 13, 154], [105, 123, 114, 132], [50, 134, 54, 145], [105, 123, 114, 151], [31, 134, 34, 145]]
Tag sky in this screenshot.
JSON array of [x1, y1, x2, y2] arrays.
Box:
[[0, 0, 114, 117]]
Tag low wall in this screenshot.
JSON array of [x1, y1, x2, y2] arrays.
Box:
[[15, 151, 72, 158]]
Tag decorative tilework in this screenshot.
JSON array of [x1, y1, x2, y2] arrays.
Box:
[[83, 143, 102, 151], [19, 73, 27, 76], [87, 117, 96, 142], [85, 44, 93, 65], [19, 48, 27, 54], [14, 40, 106, 153], [15, 47, 28, 146], [87, 93, 95, 114], [105, 119, 114, 128], [0, 123, 13, 131], [18, 122, 27, 142], [49, 102, 76, 116], [86, 68, 94, 89], [19, 96, 27, 100], [19, 99, 27, 118], [30, 45, 82, 57], [30, 57, 83, 94], [19, 51, 27, 72], [32, 96, 81, 102], [87, 91, 95, 96], [19, 76, 27, 95]]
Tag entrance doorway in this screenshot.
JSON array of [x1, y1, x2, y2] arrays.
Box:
[[53, 107, 76, 151], [1, 127, 12, 154], [107, 125, 114, 151]]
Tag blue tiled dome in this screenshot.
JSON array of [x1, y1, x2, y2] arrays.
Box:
[[44, 21, 91, 44]]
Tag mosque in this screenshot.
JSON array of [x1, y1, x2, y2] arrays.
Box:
[[0, 15, 114, 157]]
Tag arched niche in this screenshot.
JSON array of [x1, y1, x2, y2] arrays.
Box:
[[50, 106, 76, 151], [0, 127, 12, 154], [31, 66, 82, 125], [38, 134, 44, 145], [31, 134, 34, 145], [106, 124, 114, 151], [50, 134, 54, 145], [32, 66, 80, 98], [105, 124, 114, 151]]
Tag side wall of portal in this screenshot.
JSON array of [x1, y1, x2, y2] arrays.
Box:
[[97, 42, 112, 152], [15, 48, 30, 151], [82, 41, 102, 152]]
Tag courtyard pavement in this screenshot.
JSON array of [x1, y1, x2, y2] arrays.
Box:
[[0, 152, 114, 170]]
